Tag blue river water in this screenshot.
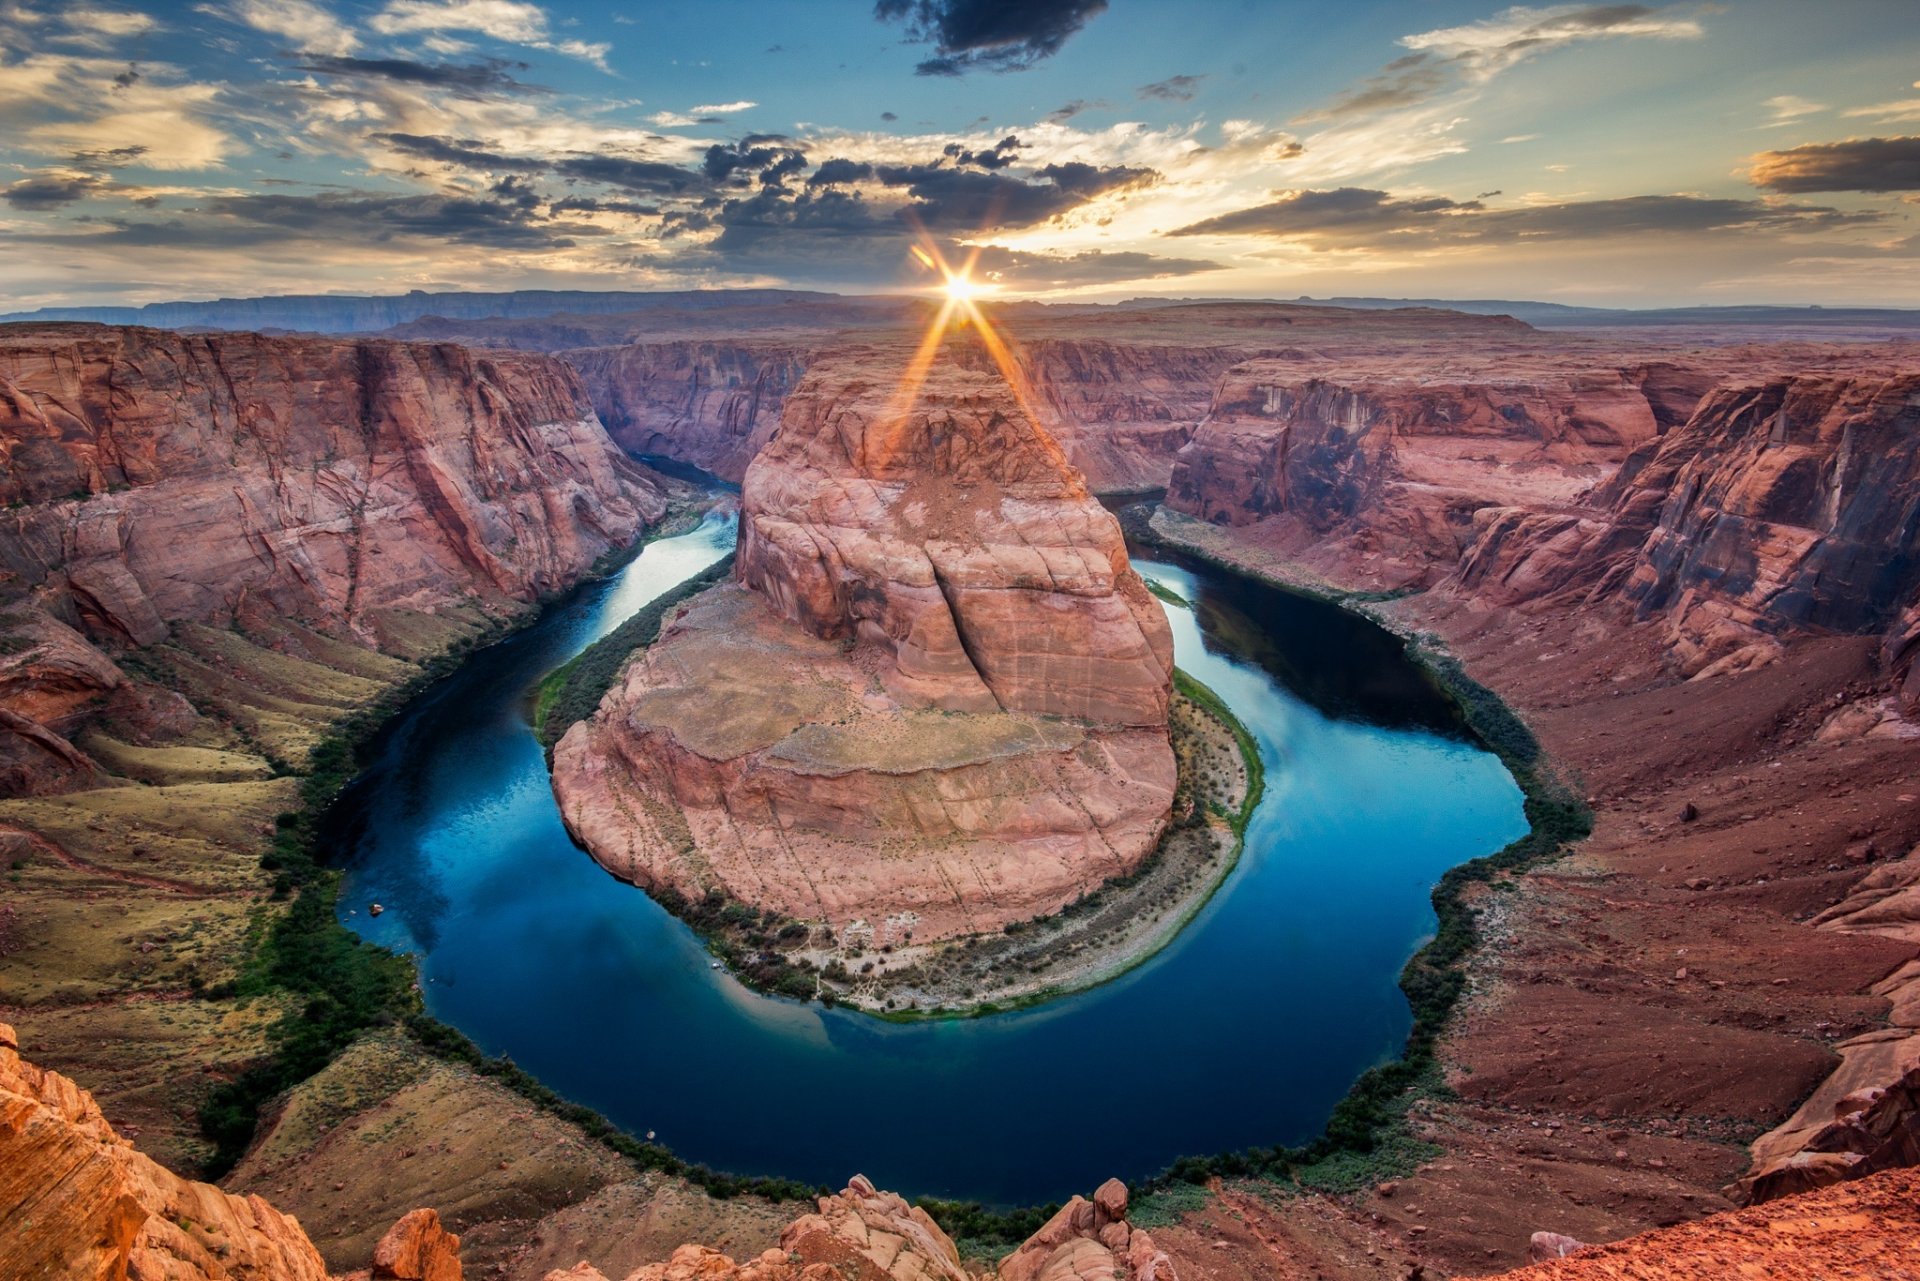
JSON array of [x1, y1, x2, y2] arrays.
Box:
[[332, 505, 1526, 1205]]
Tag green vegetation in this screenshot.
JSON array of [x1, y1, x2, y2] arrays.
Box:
[[1142, 576, 1191, 608], [1173, 668, 1263, 826], [534, 552, 736, 745]]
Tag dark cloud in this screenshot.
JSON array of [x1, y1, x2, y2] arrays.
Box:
[[294, 55, 549, 97], [702, 136, 808, 186], [1174, 187, 1872, 245], [555, 154, 709, 196], [1298, 53, 1449, 121], [874, 0, 1108, 75], [971, 246, 1223, 287], [1748, 137, 1920, 193], [880, 111, 898, 122], [376, 133, 546, 172], [873, 159, 1154, 230], [1137, 74, 1203, 102], [1176, 187, 1479, 237], [549, 195, 660, 217], [4, 173, 106, 210], [197, 190, 593, 249], [808, 158, 875, 187], [1046, 99, 1102, 122], [942, 134, 1022, 169], [70, 145, 148, 169]]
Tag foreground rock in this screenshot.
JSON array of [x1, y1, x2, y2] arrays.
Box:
[[1501, 1165, 1920, 1278], [553, 343, 1175, 944], [1, 1020, 331, 1280]]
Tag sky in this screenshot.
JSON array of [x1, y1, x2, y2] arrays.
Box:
[[1, 0, 1917, 309]]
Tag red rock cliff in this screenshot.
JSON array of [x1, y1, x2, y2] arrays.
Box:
[[0, 324, 669, 794]]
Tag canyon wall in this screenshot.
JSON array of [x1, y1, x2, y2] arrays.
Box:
[[1449, 372, 1920, 687], [1163, 359, 1717, 590], [0, 324, 669, 794], [553, 342, 1176, 944], [565, 340, 815, 482]]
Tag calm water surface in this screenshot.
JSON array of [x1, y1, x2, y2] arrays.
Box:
[[332, 506, 1526, 1204]]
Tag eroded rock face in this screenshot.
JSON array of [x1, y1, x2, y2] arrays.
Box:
[[1448, 372, 1920, 685], [1164, 361, 1700, 589], [0, 1020, 331, 1281], [553, 345, 1175, 942], [0, 324, 668, 795], [998, 1179, 1176, 1281], [567, 341, 815, 483]]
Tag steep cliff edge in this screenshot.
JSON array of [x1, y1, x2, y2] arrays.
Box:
[[552, 341, 1175, 946], [0, 324, 669, 795]]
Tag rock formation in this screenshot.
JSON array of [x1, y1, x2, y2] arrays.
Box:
[[552, 342, 1175, 943], [0, 324, 669, 796], [0, 1020, 332, 1281]]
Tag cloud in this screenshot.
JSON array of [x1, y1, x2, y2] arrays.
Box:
[[217, 0, 358, 56], [1172, 186, 1870, 245], [1299, 4, 1702, 127], [691, 100, 756, 115], [1399, 4, 1703, 81], [375, 130, 545, 170], [1137, 74, 1203, 102], [92, 188, 595, 249], [1748, 136, 1920, 192], [367, 0, 611, 68], [1176, 186, 1480, 238], [3, 170, 105, 209], [970, 245, 1222, 288], [1762, 94, 1826, 128], [22, 79, 232, 170], [370, 0, 547, 43], [295, 54, 549, 96], [874, 0, 1108, 76], [873, 158, 1155, 229], [1844, 95, 1920, 127], [556, 153, 711, 196]]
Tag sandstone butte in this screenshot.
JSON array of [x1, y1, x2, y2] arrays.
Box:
[[551, 340, 1177, 943], [8, 1016, 1920, 1281], [0, 323, 669, 796]]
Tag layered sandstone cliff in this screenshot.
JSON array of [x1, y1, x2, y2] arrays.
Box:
[[0, 324, 669, 795], [566, 341, 816, 483], [1449, 372, 1920, 690], [1164, 357, 1715, 590], [552, 343, 1175, 944]]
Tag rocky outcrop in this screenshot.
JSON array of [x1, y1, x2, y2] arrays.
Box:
[[1164, 360, 1703, 589], [0, 324, 669, 795], [998, 1178, 1176, 1281], [368, 1209, 462, 1281], [553, 343, 1175, 943], [953, 340, 1243, 494], [566, 341, 816, 483], [1499, 1165, 1920, 1278], [0, 1020, 332, 1280]]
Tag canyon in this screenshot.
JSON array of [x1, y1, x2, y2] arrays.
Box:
[[3, 297, 1920, 1280]]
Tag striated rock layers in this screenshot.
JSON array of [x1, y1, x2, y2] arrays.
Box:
[[1165, 358, 1714, 590], [0, 323, 668, 795], [1450, 372, 1920, 689], [566, 340, 815, 483], [553, 346, 1175, 943], [0, 1020, 332, 1281]]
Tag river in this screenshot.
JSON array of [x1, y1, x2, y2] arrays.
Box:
[[331, 503, 1526, 1205]]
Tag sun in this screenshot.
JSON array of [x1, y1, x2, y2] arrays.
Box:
[[941, 270, 990, 304]]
